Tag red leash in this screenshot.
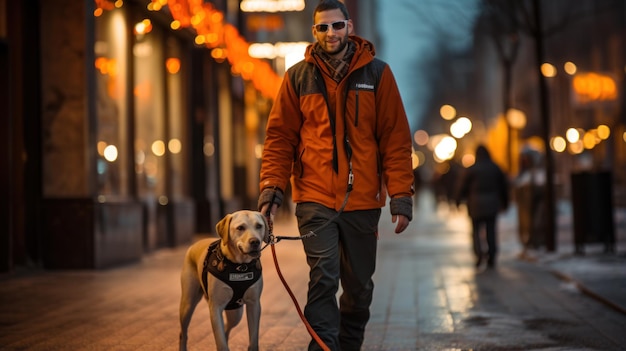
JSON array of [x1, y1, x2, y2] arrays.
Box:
[[270, 243, 330, 351], [265, 213, 331, 351]]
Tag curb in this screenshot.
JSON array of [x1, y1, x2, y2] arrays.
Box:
[[550, 269, 626, 316]]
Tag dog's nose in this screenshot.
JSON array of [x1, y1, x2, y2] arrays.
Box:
[[249, 237, 260, 248]]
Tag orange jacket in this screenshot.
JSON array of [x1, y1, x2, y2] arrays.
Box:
[[260, 36, 414, 211]]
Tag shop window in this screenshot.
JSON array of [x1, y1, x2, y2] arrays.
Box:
[[94, 9, 189, 202], [164, 36, 189, 199], [94, 9, 130, 197], [133, 21, 166, 198]]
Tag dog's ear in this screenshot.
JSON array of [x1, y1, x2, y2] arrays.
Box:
[[259, 212, 270, 243], [215, 214, 232, 243]]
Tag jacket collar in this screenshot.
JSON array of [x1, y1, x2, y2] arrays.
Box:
[[305, 35, 375, 75]]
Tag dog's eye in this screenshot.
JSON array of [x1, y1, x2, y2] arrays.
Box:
[[255, 223, 263, 230], [236, 225, 245, 231]]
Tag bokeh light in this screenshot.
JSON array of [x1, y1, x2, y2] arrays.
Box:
[[440, 104, 456, 120], [551, 136, 566, 152], [104, 145, 118, 162], [168, 138, 182, 154], [564, 61, 577, 75], [414, 130, 429, 146], [541, 63, 557, 77], [450, 117, 472, 138], [597, 124, 610, 140], [566, 128, 579, 143], [568, 140, 584, 154], [152, 140, 166, 156], [461, 153, 475, 168], [433, 136, 457, 162]]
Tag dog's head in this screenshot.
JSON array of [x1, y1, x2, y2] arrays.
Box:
[[215, 210, 269, 261]]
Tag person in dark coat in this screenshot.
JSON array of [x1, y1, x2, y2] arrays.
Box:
[[456, 145, 509, 268]]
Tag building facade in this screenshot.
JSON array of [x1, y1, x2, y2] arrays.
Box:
[[0, 0, 270, 271]]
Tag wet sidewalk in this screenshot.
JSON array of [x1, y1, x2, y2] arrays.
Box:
[[524, 199, 626, 315], [473, 192, 626, 316], [0, 190, 624, 350]]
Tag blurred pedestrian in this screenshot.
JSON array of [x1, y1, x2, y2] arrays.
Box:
[[432, 161, 461, 211], [257, 0, 414, 349], [456, 145, 509, 268], [514, 148, 546, 259]]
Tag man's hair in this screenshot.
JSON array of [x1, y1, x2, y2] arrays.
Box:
[[313, 0, 350, 21]]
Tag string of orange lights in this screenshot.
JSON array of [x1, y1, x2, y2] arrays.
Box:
[[95, 0, 283, 99]]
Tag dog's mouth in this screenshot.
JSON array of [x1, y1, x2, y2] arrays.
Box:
[[238, 244, 261, 258], [247, 250, 261, 258]]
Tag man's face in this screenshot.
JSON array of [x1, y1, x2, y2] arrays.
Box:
[[312, 8, 353, 59]]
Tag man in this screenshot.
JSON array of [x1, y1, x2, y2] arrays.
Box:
[[258, 1, 414, 349]]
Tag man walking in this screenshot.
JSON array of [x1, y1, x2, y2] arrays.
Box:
[[257, 1, 415, 350]]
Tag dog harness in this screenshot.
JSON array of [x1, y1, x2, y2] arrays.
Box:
[[202, 240, 262, 310]]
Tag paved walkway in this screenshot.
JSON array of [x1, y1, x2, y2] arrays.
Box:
[[0, 190, 624, 350], [526, 198, 626, 315]]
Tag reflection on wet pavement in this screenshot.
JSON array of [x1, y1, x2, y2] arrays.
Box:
[[365, 190, 626, 350]]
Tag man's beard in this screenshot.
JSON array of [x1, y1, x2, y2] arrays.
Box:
[[325, 37, 347, 56]]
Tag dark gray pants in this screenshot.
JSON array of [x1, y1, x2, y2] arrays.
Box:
[[295, 203, 381, 351], [471, 215, 497, 265]]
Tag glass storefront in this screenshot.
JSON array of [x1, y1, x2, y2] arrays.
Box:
[[94, 7, 190, 200], [133, 21, 166, 200], [94, 9, 130, 197], [94, 6, 192, 251]]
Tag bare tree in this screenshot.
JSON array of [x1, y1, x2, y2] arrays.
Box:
[[480, 0, 521, 174]]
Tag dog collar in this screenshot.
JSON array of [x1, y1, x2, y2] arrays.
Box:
[[202, 240, 262, 310]]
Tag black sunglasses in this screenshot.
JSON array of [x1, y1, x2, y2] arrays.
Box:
[[314, 20, 348, 33]]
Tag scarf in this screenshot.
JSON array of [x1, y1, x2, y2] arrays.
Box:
[[314, 40, 356, 82]]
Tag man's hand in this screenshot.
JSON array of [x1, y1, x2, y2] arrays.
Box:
[[260, 203, 278, 218], [392, 214, 410, 234]]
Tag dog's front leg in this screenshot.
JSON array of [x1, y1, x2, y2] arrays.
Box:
[[244, 280, 263, 351], [209, 303, 230, 351], [245, 302, 261, 351]]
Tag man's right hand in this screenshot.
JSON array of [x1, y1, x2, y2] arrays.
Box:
[[260, 203, 279, 218]]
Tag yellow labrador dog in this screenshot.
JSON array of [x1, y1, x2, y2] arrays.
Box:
[[179, 210, 269, 351]]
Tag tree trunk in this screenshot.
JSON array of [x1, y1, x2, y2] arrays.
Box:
[[532, 0, 556, 252]]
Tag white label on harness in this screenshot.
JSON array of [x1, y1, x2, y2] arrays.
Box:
[[229, 272, 254, 281]]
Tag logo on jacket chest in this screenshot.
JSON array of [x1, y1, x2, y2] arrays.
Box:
[[355, 82, 374, 90]]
